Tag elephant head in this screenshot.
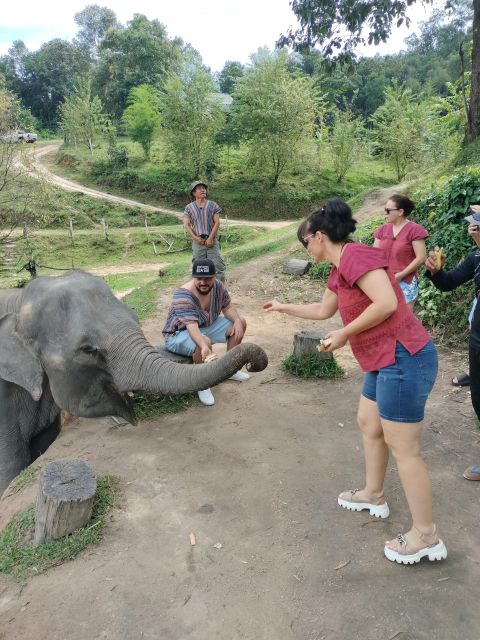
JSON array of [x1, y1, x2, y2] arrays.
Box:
[[0, 270, 268, 493], [2, 270, 268, 421]]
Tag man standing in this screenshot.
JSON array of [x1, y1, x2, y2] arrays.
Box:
[[162, 258, 250, 406], [184, 181, 226, 281]]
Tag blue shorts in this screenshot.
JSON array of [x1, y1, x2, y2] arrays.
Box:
[[399, 276, 419, 304], [361, 340, 438, 423], [164, 316, 233, 356]]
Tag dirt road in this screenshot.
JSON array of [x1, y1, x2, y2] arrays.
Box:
[[0, 251, 478, 640], [32, 144, 294, 230]]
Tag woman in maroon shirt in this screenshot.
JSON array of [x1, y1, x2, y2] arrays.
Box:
[[264, 198, 447, 565], [373, 194, 428, 309]]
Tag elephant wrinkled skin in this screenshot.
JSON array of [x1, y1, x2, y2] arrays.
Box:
[[0, 270, 268, 496]]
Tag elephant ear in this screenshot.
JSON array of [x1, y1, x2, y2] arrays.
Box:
[[0, 313, 43, 400]]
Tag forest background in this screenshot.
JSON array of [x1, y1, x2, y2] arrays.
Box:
[[0, 0, 480, 340]]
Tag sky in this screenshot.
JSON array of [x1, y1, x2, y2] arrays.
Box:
[[0, 0, 442, 72]]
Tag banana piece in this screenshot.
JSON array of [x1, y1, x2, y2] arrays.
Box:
[[203, 353, 218, 363], [434, 246, 443, 270], [316, 338, 332, 352]]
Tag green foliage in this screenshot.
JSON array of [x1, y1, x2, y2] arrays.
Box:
[[122, 84, 161, 159], [328, 107, 365, 183], [133, 392, 195, 419], [232, 51, 316, 186], [279, 1, 437, 65], [371, 86, 425, 181], [282, 352, 345, 379], [93, 14, 182, 119], [353, 215, 384, 246], [107, 144, 129, 170], [74, 4, 118, 59], [161, 65, 225, 179], [0, 475, 120, 580], [414, 169, 480, 338], [218, 60, 245, 94], [308, 260, 331, 282], [59, 76, 108, 153]]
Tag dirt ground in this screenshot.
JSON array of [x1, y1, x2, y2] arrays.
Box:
[[1, 250, 479, 640]]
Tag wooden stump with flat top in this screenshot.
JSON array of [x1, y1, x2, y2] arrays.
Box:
[[293, 330, 332, 360], [34, 459, 97, 546]]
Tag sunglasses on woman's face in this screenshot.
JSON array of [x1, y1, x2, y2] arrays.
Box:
[[302, 233, 315, 245], [384, 208, 400, 214]]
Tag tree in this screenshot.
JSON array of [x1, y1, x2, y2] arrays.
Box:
[[122, 84, 161, 159], [232, 52, 316, 186], [161, 65, 225, 179], [3, 39, 90, 129], [0, 81, 44, 246], [328, 107, 365, 183], [370, 86, 425, 181], [59, 77, 107, 153], [93, 14, 182, 119], [74, 4, 118, 59], [278, 0, 480, 143], [217, 61, 245, 94]]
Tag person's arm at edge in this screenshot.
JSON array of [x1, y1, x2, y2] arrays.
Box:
[[425, 250, 475, 291]]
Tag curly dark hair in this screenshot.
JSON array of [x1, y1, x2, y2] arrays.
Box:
[[297, 198, 357, 247]]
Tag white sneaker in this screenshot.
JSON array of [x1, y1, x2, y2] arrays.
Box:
[[198, 388, 215, 406], [229, 370, 250, 382]]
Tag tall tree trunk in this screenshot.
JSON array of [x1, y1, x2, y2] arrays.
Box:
[[465, 0, 480, 144]]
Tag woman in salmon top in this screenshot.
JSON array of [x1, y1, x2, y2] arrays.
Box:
[[263, 198, 447, 564], [373, 194, 428, 309]]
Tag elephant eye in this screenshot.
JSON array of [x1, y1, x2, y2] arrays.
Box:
[[80, 345, 98, 356]]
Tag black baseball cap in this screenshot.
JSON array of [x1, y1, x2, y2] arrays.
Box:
[[192, 258, 216, 277]]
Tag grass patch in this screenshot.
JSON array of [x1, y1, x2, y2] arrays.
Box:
[[3, 465, 41, 498], [0, 475, 120, 580], [133, 392, 195, 420], [282, 352, 345, 379]]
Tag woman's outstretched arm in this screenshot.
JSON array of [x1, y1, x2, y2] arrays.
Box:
[[263, 287, 338, 320]]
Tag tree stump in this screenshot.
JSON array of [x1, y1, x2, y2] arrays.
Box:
[[34, 459, 97, 546], [293, 330, 332, 360]]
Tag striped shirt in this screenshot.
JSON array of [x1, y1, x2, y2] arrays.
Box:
[[162, 281, 231, 337], [184, 200, 222, 236]]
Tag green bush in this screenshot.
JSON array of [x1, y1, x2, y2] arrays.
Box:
[[413, 169, 480, 339], [107, 145, 129, 170], [353, 215, 384, 246]]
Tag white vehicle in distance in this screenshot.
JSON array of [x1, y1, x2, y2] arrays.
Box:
[[0, 130, 38, 143], [17, 131, 38, 143]]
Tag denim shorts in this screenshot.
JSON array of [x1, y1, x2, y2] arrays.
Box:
[[165, 316, 232, 356], [399, 276, 419, 304], [361, 340, 438, 423]]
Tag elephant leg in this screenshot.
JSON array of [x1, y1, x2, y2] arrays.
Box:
[[29, 417, 61, 461]]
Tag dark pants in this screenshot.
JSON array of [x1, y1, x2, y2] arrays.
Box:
[[469, 343, 480, 421]]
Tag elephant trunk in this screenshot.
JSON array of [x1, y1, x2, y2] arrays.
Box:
[[108, 329, 268, 394]]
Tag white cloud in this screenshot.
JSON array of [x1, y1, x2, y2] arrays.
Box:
[[0, 0, 439, 70]]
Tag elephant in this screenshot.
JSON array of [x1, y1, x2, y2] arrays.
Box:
[[0, 270, 268, 496]]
